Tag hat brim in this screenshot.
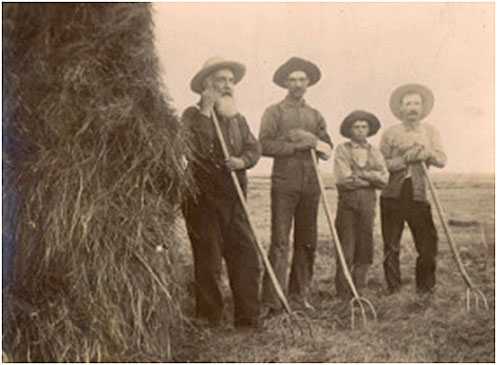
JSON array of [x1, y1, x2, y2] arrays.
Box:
[[340, 111, 381, 138], [190, 61, 246, 94], [389, 83, 434, 121], [273, 58, 321, 88]]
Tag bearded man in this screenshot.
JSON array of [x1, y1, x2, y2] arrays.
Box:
[[259, 57, 333, 314], [181, 57, 262, 329]]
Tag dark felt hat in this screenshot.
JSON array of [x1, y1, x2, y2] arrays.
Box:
[[340, 110, 381, 138], [273, 57, 321, 88]]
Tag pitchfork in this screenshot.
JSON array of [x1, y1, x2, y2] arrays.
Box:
[[210, 110, 313, 341], [310, 149, 378, 329], [421, 162, 489, 312]]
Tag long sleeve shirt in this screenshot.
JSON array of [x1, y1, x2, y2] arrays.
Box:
[[333, 141, 387, 212], [380, 121, 447, 201], [259, 96, 333, 192], [334, 141, 388, 191], [182, 106, 261, 200]]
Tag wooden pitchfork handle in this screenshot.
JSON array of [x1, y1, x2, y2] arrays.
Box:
[[420, 162, 476, 288], [309, 149, 361, 299], [209, 110, 293, 315], [421, 162, 488, 310]]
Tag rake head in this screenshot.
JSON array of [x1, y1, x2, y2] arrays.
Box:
[[350, 296, 378, 330], [465, 287, 489, 312]]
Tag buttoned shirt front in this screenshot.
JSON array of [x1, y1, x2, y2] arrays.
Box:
[[380, 121, 446, 201], [259, 96, 333, 192]]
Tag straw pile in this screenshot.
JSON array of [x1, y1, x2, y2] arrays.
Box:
[[3, 3, 192, 362]]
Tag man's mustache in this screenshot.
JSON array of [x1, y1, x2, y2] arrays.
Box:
[[408, 111, 419, 115]]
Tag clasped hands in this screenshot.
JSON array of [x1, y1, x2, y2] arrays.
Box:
[[403, 143, 433, 164], [287, 129, 318, 150]]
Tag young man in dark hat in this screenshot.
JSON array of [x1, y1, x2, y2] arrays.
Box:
[[259, 57, 333, 314], [181, 57, 262, 329], [333, 111, 388, 299], [380, 83, 447, 295]]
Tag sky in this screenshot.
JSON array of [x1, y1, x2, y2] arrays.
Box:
[[153, 2, 494, 174]]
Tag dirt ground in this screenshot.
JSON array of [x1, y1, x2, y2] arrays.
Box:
[[173, 173, 495, 362]]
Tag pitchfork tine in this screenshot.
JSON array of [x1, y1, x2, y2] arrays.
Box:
[[311, 149, 378, 329], [350, 297, 377, 329], [466, 287, 490, 312]]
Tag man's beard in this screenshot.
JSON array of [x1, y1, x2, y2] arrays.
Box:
[[215, 95, 238, 118]]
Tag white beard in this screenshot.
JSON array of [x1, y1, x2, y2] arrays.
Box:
[[215, 95, 238, 118]]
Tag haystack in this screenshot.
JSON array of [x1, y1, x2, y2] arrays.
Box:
[[3, 3, 192, 362]]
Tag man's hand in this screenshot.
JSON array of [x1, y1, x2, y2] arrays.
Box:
[[287, 129, 318, 151], [414, 147, 433, 162], [225, 157, 246, 171], [199, 86, 221, 117], [356, 170, 373, 181], [403, 144, 424, 163], [404, 144, 432, 163]]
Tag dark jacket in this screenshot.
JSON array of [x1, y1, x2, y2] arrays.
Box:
[[182, 106, 261, 201], [259, 96, 333, 192]]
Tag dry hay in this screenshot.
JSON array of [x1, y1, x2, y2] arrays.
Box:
[[3, 3, 193, 362]]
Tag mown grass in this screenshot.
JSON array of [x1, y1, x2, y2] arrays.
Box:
[[173, 173, 494, 362]]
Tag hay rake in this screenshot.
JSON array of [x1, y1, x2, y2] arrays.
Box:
[[310, 149, 377, 329], [210, 110, 313, 341], [421, 162, 489, 312]]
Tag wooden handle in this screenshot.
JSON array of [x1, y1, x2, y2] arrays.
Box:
[[421, 162, 475, 289], [310, 149, 361, 299], [210, 110, 293, 314]]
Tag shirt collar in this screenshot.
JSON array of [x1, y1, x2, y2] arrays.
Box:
[[402, 120, 422, 131], [282, 95, 306, 108], [349, 140, 371, 149]]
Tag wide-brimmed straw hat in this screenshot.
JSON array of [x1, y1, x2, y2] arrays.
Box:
[[190, 57, 246, 94], [273, 57, 321, 88], [389, 83, 434, 121], [340, 110, 381, 138]]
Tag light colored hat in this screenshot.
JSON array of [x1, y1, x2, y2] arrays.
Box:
[[190, 57, 246, 94], [273, 57, 321, 88], [389, 83, 434, 121]]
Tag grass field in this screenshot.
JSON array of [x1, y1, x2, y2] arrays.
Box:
[[173, 173, 495, 362]]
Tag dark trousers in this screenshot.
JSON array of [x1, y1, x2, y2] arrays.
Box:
[[262, 188, 320, 308], [335, 190, 376, 298], [183, 195, 261, 326], [380, 179, 438, 293]]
